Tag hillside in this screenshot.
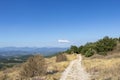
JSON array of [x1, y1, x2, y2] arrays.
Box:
[[66, 36, 120, 57], [83, 53, 120, 80], [0, 54, 77, 80], [0, 47, 67, 57], [0, 47, 67, 71], [0, 51, 120, 80], [0, 37, 120, 80]]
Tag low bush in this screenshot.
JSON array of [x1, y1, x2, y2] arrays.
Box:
[[20, 55, 47, 78], [56, 53, 67, 62], [85, 48, 95, 57]]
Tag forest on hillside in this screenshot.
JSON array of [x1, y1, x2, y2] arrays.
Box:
[[65, 36, 120, 57]]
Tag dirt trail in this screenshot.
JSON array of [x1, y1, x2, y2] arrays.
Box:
[[60, 54, 90, 80]]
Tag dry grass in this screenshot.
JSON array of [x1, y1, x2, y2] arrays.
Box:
[[45, 54, 77, 80], [0, 54, 77, 80], [0, 66, 21, 80], [0, 53, 120, 80], [83, 54, 120, 80]]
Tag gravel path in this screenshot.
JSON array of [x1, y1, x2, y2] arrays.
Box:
[[60, 54, 90, 80]]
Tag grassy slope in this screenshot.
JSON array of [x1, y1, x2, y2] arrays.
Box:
[[83, 53, 120, 80], [45, 54, 77, 80], [0, 53, 120, 80], [0, 54, 77, 80]]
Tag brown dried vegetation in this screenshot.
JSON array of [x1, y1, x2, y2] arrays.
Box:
[[20, 55, 47, 79]]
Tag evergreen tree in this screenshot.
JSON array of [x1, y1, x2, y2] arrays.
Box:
[[96, 36, 117, 55], [85, 48, 94, 57], [70, 45, 78, 53], [65, 36, 118, 57], [78, 46, 83, 53]]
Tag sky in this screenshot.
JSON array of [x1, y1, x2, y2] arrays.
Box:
[[0, 0, 120, 47]]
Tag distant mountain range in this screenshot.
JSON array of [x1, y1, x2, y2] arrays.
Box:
[[0, 47, 68, 57]]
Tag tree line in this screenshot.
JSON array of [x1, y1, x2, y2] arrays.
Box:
[[65, 36, 120, 57]]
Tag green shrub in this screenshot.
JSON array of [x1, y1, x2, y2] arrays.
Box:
[[20, 55, 47, 78], [56, 53, 67, 62], [85, 48, 94, 57], [81, 43, 96, 55], [96, 36, 117, 53], [65, 49, 72, 54], [78, 46, 83, 53], [65, 36, 118, 57], [70, 45, 79, 53]]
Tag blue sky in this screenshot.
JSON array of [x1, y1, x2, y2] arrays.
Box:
[[0, 0, 120, 47]]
